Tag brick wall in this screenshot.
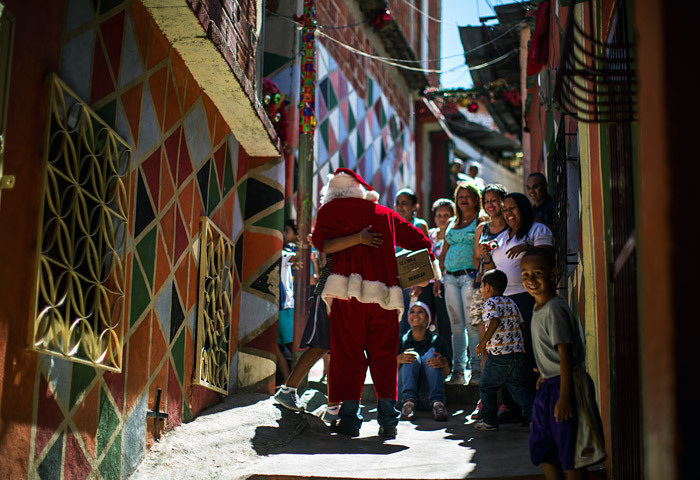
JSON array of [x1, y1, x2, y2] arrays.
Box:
[[187, 0, 258, 88], [388, 0, 441, 86], [317, 0, 420, 125]]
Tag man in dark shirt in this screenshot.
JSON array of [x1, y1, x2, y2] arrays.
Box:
[[527, 172, 554, 228]]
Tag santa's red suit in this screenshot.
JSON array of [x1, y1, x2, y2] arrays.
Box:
[[312, 169, 438, 404]]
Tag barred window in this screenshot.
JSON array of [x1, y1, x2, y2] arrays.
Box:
[[32, 75, 131, 371]]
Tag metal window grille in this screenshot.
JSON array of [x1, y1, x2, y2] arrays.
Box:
[[554, 0, 637, 123], [551, 117, 579, 288], [32, 75, 131, 371], [194, 217, 234, 394]]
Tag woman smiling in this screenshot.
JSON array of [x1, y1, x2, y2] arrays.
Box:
[[479, 192, 553, 366], [434, 181, 486, 385]]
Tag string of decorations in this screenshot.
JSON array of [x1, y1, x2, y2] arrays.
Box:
[[422, 78, 522, 114]]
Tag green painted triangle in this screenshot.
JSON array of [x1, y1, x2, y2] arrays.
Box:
[[320, 119, 329, 150], [135, 227, 157, 290], [356, 131, 364, 157], [263, 52, 293, 77], [328, 84, 338, 111], [222, 146, 236, 197], [97, 387, 120, 455], [253, 208, 284, 231], [183, 402, 194, 422], [96, 100, 117, 130], [380, 103, 386, 127], [237, 179, 248, 218], [348, 105, 356, 132], [129, 266, 150, 327], [172, 329, 185, 385], [99, 430, 122, 479], [69, 363, 96, 409], [207, 162, 221, 214]]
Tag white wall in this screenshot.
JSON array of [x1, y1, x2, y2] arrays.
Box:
[[452, 136, 523, 195]]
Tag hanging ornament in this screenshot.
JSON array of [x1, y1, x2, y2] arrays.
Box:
[[370, 8, 392, 30], [459, 97, 470, 108], [263, 94, 272, 105], [273, 112, 282, 123], [467, 102, 479, 113], [273, 93, 282, 105]]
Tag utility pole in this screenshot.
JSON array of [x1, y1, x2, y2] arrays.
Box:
[[293, 0, 316, 352]]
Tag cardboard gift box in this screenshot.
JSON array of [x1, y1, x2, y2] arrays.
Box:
[[396, 248, 437, 289]]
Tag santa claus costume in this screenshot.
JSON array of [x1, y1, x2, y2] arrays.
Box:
[[312, 168, 439, 437]]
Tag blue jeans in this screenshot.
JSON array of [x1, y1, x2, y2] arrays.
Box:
[[443, 273, 479, 374], [479, 352, 534, 424], [399, 347, 446, 406], [338, 398, 399, 429]]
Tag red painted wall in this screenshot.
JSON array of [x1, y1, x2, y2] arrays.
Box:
[[0, 1, 66, 477]]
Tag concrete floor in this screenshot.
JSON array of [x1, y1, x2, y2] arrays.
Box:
[[132, 388, 545, 480]]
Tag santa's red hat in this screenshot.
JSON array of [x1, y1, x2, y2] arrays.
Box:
[[321, 168, 380, 204]]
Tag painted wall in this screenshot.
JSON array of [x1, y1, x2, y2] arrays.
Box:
[[0, 0, 284, 478], [310, 43, 416, 212]]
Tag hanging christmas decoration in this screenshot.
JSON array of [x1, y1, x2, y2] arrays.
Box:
[[295, 0, 317, 136], [422, 79, 521, 115], [262, 78, 289, 148], [369, 8, 392, 30]]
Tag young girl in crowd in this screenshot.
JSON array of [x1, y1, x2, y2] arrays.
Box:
[[434, 181, 485, 385]]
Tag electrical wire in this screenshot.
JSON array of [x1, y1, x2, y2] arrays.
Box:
[[396, 0, 462, 27], [317, 28, 517, 74], [270, 9, 525, 67]]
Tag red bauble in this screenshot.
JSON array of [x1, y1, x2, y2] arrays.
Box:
[[467, 102, 479, 113]]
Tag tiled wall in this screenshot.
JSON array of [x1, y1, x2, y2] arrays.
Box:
[[23, 1, 283, 478], [311, 43, 416, 211]]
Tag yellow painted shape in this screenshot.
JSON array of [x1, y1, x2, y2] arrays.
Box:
[[237, 351, 275, 388], [577, 121, 606, 403]]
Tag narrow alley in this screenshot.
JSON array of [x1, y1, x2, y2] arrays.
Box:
[[0, 0, 697, 479], [132, 377, 542, 480]]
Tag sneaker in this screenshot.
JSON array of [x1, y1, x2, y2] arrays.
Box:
[[470, 401, 483, 420], [311, 405, 339, 424], [474, 421, 499, 431], [400, 400, 416, 421], [274, 387, 303, 412], [330, 420, 360, 437], [432, 401, 448, 422], [497, 405, 522, 424], [446, 371, 466, 385], [378, 426, 397, 439], [468, 371, 480, 386]]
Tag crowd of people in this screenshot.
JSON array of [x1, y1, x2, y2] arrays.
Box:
[[273, 161, 605, 478]]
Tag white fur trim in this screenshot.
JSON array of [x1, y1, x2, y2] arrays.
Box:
[[365, 190, 380, 203], [320, 172, 379, 205], [321, 273, 405, 317]]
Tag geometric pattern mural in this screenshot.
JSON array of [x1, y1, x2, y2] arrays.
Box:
[[311, 43, 416, 212], [25, 0, 284, 478]]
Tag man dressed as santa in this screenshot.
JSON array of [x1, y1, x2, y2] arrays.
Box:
[[312, 168, 439, 438]]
